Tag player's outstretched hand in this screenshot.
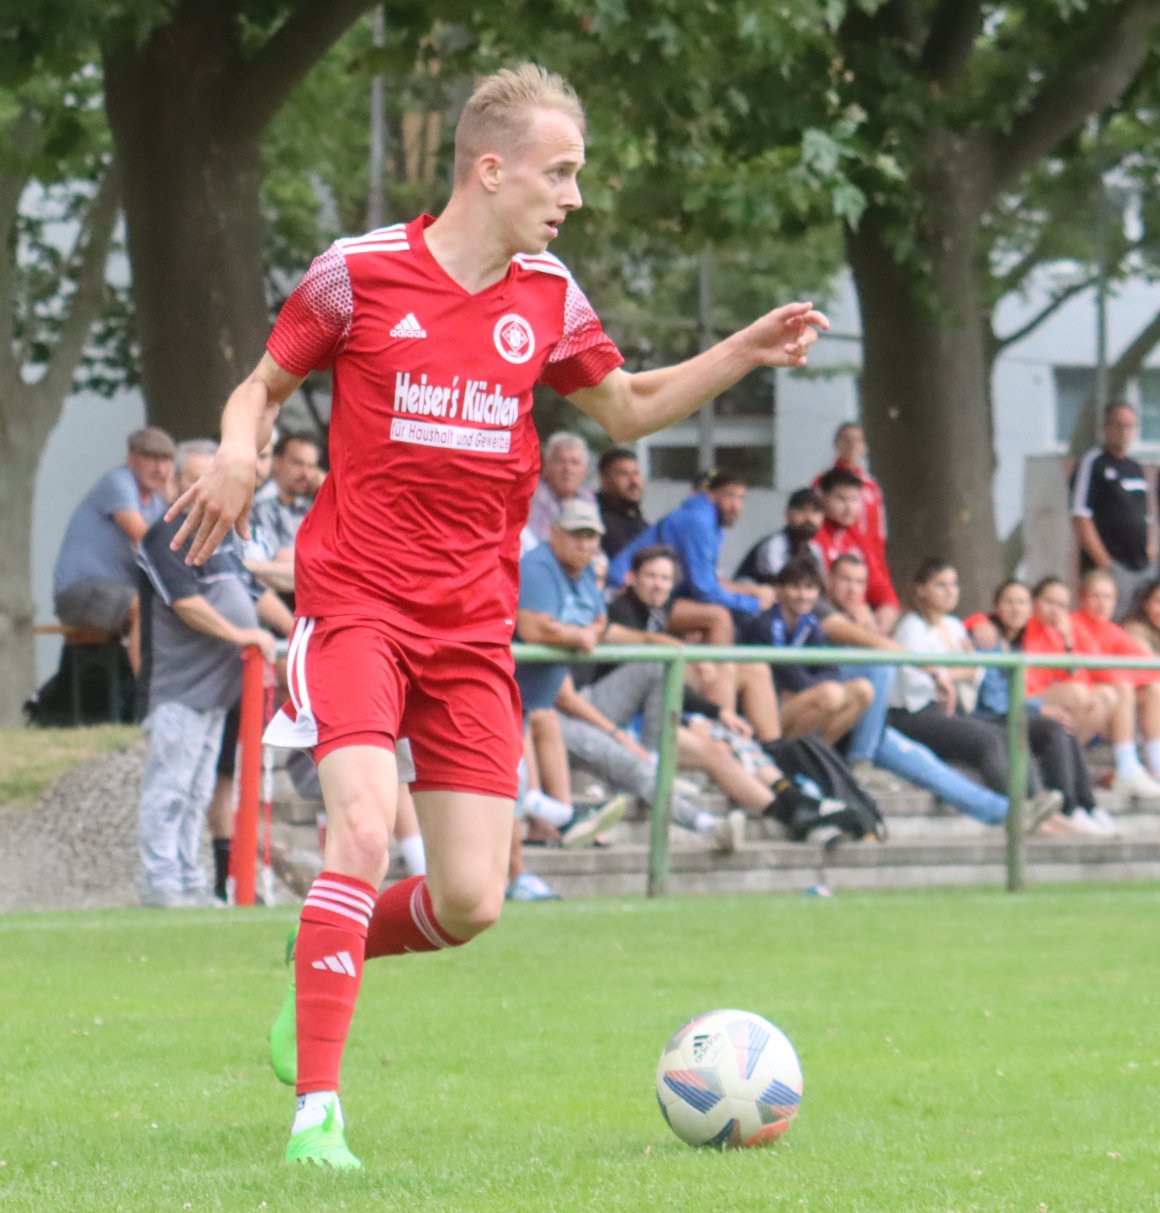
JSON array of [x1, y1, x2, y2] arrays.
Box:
[[745, 302, 829, 368], [167, 448, 257, 565]]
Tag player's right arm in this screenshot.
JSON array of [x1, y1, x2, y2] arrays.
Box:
[[167, 354, 303, 565]]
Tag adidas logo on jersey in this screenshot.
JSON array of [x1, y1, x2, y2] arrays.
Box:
[[390, 312, 427, 339]]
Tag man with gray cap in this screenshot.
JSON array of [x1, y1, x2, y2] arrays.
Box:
[[52, 426, 177, 670]]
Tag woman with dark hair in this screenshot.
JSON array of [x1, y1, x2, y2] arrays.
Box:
[[968, 579, 1109, 835], [1121, 577, 1160, 655], [887, 558, 1062, 833]]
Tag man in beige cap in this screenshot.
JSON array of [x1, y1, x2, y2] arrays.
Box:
[[53, 425, 177, 671]]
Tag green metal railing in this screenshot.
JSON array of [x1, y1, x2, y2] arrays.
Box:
[[512, 643, 1160, 896]]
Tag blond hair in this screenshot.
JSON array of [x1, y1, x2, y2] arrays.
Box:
[[454, 64, 584, 183]]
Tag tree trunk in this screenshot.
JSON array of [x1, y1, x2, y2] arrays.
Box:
[[846, 210, 1003, 614], [0, 426, 44, 725], [103, 23, 270, 440]]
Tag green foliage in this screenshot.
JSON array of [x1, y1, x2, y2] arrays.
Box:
[[0, 886, 1156, 1211]]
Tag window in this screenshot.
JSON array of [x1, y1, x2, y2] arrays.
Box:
[[1138, 370, 1160, 443], [1053, 366, 1095, 445]]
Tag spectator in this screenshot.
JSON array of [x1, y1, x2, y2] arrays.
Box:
[[887, 558, 1063, 832], [813, 421, 888, 565], [526, 431, 598, 542], [610, 545, 784, 753], [823, 553, 1028, 827], [734, 487, 824, 584], [250, 430, 322, 603], [595, 446, 647, 558], [519, 504, 825, 848], [739, 557, 874, 747], [242, 438, 295, 595], [203, 436, 288, 902], [512, 500, 635, 846], [967, 580, 1107, 835], [135, 440, 293, 908], [1023, 578, 1150, 790], [53, 426, 176, 673], [1121, 577, 1160, 654], [1070, 401, 1155, 615], [1070, 569, 1160, 792], [815, 467, 900, 632], [611, 471, 775, 620]]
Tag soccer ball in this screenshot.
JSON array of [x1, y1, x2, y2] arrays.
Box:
[[655, 1009, 803, 1148]]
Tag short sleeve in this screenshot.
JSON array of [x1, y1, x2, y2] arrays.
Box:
[[266, 244, 354, 376], [539, 277, 624, 396], [99, 468, 143, 518], [1069, 449, 1099, 518], [517, 551, 561, 614], [138, 518, 199, 605]]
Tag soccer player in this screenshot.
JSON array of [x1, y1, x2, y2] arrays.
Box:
[[169, 64, 828, 1169]]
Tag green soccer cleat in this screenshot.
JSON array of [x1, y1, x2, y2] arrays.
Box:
[[269, 923, 298, 1086], [284, 1100, 362, 1170]]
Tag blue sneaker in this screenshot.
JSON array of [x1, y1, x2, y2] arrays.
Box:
[[506, 872, 561, 901]]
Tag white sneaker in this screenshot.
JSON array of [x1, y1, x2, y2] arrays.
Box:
[[560, 793, 632, 849], [1112, 767, 1160, 803], [1065, 808, 1105, 836], [711, 809, 747, 854], [1086, 806, 1119, 835], [1023, 790, 1065, 836]]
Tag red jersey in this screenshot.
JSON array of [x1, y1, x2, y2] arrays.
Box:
[[1069, 610, 1160, 688], [815, 518, 900, 610], [1021, 616, 1088, 696], [266, 215, 623, 642], [814, 459, 887, 560]]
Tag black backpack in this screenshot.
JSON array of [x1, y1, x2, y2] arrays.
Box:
[[763, 736, 887, 842]]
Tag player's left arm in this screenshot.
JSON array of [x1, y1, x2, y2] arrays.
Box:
[[568, 303, 828, 442]]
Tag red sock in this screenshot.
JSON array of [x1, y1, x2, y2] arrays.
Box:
[[295, 871, 377, 1095], [365, 875, 465, 958]]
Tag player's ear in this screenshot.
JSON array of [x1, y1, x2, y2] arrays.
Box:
[[478, 153, 503, 193]]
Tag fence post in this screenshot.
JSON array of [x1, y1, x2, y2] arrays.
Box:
[[235, 646, 266, 907], [1004, 661, 1028, 893], [647, 653, 686, 898]]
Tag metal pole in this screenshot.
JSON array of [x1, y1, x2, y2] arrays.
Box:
[[647, 653, 686, 897], [696, 246, 716, 474], [1004, 663, 1029, 893], [235, 647, 266, 906]]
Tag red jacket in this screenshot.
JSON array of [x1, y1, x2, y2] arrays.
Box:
[[1021, 616, 1088, 697], [815, 518, 899, 610], [1070, 611, 1160, 687], [815, 459, 887, 561]]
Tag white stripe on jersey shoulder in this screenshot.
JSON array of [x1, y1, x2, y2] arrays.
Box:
[[337, 223, 410, 256], [513, 251, 571, 280]]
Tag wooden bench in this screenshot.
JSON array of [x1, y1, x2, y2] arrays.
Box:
[[33, 623, 128, 725]]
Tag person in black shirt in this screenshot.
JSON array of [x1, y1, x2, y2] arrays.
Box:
[[1070, 401, 1156, 616], [596, 447, 648, 558], [734, 486, 824, 585]]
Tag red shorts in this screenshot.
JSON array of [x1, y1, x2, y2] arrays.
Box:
[[267, 615, 522, 798]]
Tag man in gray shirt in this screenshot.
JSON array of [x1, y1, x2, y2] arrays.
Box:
[[53, 426, 176, 669], [135, 440, 292, 908]]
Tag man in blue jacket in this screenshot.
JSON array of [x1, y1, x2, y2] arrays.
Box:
[[610, 471, 775, 623]]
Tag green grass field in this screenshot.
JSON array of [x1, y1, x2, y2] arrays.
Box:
[[1, 885, 1156, 1213]]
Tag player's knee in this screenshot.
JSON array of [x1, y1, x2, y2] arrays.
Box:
[[432, 882, 504, 940], [335, 812, 392, 871]]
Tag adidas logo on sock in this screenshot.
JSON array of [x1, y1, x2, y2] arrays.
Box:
[[389, 312, 427, 339], [312, 950, 357, 976]]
